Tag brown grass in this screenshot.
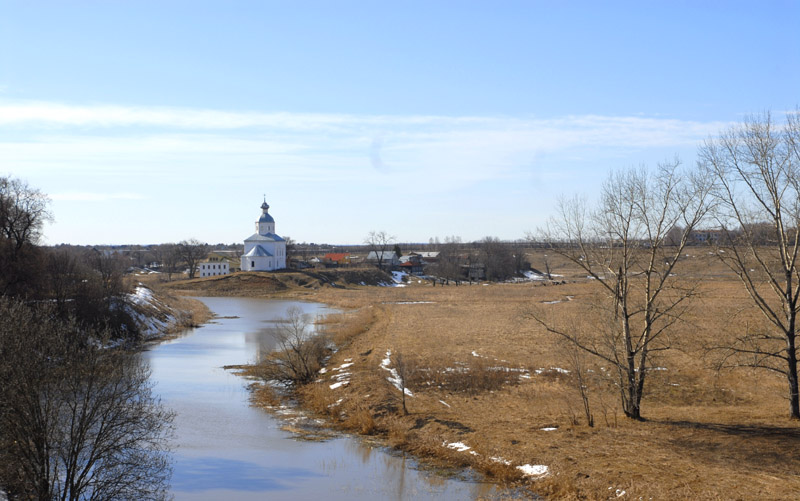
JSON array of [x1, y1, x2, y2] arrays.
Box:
[[193, 249, 800, 499]]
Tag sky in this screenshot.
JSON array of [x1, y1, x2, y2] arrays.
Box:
[[1, 0, 798, 246]]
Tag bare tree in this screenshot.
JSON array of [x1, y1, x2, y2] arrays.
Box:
[[0, 176, 52, 295], [0, 298, 173, 500], [255, 306, 330, 386], [0, 176, 51, 253], [481, 236, 516, 281], [532, 160, 711, 420], [393, 353, 413, 416], [427, 236, 463, 284], [365, 230, 395, 270], [700, 110, 800, 419], [178, 238, 208, 279], [156, 243, 181, 281]]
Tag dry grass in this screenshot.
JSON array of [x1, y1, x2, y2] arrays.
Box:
[[192, 249, 800, 499]]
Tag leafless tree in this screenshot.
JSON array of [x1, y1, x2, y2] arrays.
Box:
[[0, 176, 52, 295], [700, 110, 800, 419], [392, 352, 413, 416], [532, 159, 712, 420], [428, 236, 463, 284], [255, 306, 330, 386], [178, 238, 208, 279], [364, 230, 395, 270], [155, 243, 181, 281], [481, 236, 516, 281], [0, 176, 52, 253], [0, 298, 174, 500]]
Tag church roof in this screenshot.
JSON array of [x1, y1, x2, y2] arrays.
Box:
[[259, 212, 275, 223], [244, 245, 274, 257], [244, 232, 285, 243]]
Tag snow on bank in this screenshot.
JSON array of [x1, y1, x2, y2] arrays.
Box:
[[378, 271, 409, 287], [328, 361, 352, 389], [517, 464, 549, 478], [123, 285, 178, 339], [381, 350, 413, 396]]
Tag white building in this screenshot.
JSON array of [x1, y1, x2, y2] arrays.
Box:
[[197, 261, 230, 277], [240, 199, 287, 271]]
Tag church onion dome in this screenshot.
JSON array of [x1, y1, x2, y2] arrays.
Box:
[[259, 199, 275, 223]]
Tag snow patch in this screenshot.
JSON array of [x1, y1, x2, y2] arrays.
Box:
[[517, 464, 549, 478], [329, 381, 348, 390], [380, 350, 413, 396], [444, 441, 471, 452]]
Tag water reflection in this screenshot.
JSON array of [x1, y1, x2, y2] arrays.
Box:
[[145, 297, 509, 500], [171, 457, 322, 492]]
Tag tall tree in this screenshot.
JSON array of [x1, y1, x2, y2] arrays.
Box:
[[533, 160, 711, 420], [700, 110, 800, 419], [178, 239, 208, 279], [365, 230, 395, 270], [0, 176, 52, 295], [481, 236, 516, 281]]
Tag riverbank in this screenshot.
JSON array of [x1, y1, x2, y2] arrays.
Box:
[[127, 284, 212, 343], [160, 267, 800, 500]]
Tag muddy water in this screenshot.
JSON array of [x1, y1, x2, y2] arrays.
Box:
[[144, 297, 508, 500]]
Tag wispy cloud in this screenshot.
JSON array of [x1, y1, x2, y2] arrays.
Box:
[[0, 99, 732, 195]]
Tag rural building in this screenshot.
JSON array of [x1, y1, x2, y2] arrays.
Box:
[[197, 261, 230, 277], [366, 250, 400, 269], [240, 198, 287, 271], [323, 253, 351, 267]]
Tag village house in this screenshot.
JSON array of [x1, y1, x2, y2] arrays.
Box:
[[366, 250, 400, 269], [240, 198, 287, 271], [323, 252, 351, 267], [197, 261, 230, 277]]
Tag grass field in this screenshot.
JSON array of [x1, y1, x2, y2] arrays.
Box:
[[162, 250, 800, 499]]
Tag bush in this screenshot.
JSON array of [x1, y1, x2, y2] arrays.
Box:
[[253, 306, 331, 386]]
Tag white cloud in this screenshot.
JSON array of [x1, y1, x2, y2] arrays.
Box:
[[0, 99, 735, 243]]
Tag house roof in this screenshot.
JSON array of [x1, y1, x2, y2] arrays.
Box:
[[366, 250, 399, 261], [324, 253, 350, 261], [244, 245, 274, 257], [244, 232, 285, 243]]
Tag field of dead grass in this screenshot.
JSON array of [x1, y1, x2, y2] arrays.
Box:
[[184, 250, 800, 499]]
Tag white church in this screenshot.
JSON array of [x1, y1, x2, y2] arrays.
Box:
[[240, 198, 287, 271]]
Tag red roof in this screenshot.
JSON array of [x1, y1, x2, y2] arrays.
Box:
[[324, 253, 350, 262]]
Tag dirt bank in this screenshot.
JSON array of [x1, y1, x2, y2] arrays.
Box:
[[165, 265, 800, 500]]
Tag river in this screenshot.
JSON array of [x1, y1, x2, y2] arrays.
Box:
[[144, 296, 511, 500]]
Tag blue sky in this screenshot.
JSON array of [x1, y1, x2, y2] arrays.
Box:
[[1, 1, 798, 245]]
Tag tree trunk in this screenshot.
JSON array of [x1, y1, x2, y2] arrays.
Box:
[[787, 332, 800, 419]]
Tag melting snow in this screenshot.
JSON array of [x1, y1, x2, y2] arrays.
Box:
[[380, 350, 413, 396], [490, 456, 511, 465], [439, 400, 451, 408], [517, 464, 549, 478], [444, 441, 471, 452], [329, 381, 348, 390], [540, 427, 558, 431]]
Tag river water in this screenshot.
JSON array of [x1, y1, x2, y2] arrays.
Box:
[[143, 296, 509, 500]]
